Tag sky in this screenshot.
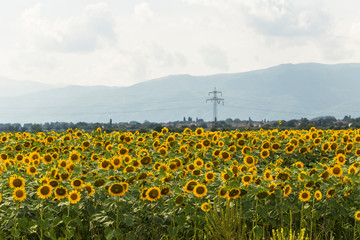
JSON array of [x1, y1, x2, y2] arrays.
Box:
[[1, 0, 360, 87]]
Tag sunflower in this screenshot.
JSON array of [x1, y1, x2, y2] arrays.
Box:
[[124, 165, 136, 173], [220, 151, 231, 161], [205, 172, 215, 182], [13, 188, 26, 202], [58, 160, 68, 169], [219, 187, 227, 198], [192, 169, 202, 177], [175, 195, 185, 205], [71, 179, 83, 189], [184, 180, 198, 193], [195, 128, 204, 136], [243, 155, 256, 166], [335, 154, 346, 165], [109, 183, 126, 197], [146, 187, 161, 201], [194, 158, 204, 168], [355, 211, 360, 221], [193, 184, 207, 198], [68, 190, 81, 204], [257, 191, 269, 199], [212, 149, 221, 158], [299, 190, 311, 202], [84, 183, 95, 196], [285, 145, 295, 154], [111, 157, 122, 169], [221, 172, 231, 182], [315, 190, 322, 200], [260, 149, 270, 159], [187, 163, 195, 171], [227, 188, 240, 200], [140, 188, 148, 201], [140, 156, 151, 166], [60, 172, 71, 181], [9, 175, 25, 189], [326, 188, 335, 198], [283, 185, 292, 197], [30, 152, 40, 161], [37, 184, 52, 199], [263, 169, 273, 181], [160, 186, 171, 196], [201, 202, 211, 212], [230, 165, 239, 176], [330, 165, 343, 177], [218, 141, 225, 147], [99, 159, 111, 170], [158, 147, 168, 156], [42, 154, 53, 164], [158, 164, 168, 172], [69, 151, 80, 162], [49, 180, 59, 188], [26, 166, 38, 176], [271, 143, 281, 152], [355, 149, 360, 157], [348, 166, 357, 175], [94, 178, 106, 188], [237, 139, 246, 147], [242, 175, 253, 186]]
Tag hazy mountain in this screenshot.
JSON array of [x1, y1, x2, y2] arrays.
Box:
[[0, 76, 54, 97], [1, 63, 360, 124]]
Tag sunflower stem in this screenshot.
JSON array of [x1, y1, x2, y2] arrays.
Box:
[[40, 199, 44, 240], [116, 196, 120, 240], [310, 195, 315, 240], [280, 196, 284, 229], [300, 202, 304, 230], [354, 219, 357, 240]]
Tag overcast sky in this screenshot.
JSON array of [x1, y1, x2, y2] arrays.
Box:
[[1, 0, 360, 86]]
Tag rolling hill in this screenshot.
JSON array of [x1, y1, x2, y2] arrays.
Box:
[[0, 63, 359, 124]]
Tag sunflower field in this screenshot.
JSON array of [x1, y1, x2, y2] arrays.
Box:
[[1, 126, 360, 239]]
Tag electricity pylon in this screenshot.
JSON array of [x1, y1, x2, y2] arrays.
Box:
[[206, 87, 224, 129]]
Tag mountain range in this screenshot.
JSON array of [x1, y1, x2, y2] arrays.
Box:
[[1, 62, 359, 124]]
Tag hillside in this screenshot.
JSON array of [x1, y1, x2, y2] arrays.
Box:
[[0, 63, 359, 123]]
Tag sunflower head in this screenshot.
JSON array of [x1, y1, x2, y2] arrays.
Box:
[[193, 184, 207, 198], [13, 188, 26, 202], [299, 190, 311, 202], [146, 187, 161, 201], [201, 202, 211, 212], [38, 184, 52, 199]]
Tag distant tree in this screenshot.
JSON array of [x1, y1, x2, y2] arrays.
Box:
[[225, 118, 233, 124], [234, 118, 241, 123], [153, 124, 163, 132], [31, 124, 43, 132]]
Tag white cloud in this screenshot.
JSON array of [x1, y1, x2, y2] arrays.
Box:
[[199, 45, 229, 71], [134, 2, 154, 24], [241, 1, 330, 37], [21, 2, 116, 53]]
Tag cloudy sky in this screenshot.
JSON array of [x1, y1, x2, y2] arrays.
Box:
[[1, 0, 359, 86]]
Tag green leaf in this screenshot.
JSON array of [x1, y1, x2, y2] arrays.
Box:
[[38, 219, 50, 230], [44, 228, 57, 240], [11, 228, 20, 238], [254, 225, 263, 239], [65, 228, 75, 239], [105, 227, 116, 240]]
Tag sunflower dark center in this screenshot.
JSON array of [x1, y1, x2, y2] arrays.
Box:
[[16, 190, 24, 198], [40, 186, 50, 195], [149, 189, 159, 198], [13, 179, 23, 188], [110, 184, 123, 194]]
